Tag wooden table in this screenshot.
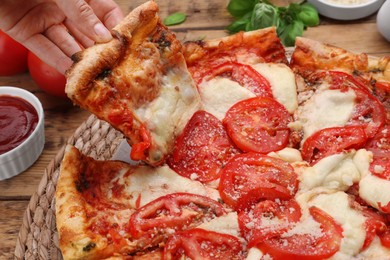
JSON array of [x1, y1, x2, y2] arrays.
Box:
[[1, 0, 389, 258]]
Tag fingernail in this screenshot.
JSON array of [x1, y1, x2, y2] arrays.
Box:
[[94, 23, 112, 42]]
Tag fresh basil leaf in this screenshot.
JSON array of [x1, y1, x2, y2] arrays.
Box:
[[251, 3, 278, 30], [163, 12, 187, 26], [227, 11, 252, 33], [297, 3, 320, 27], [279, 20, 304, 46], [227, 0, 257, 18]]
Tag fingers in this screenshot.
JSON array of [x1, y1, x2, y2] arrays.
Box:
[[63, 19, 95, 48], [44, 23, 82, 57], [88, 0, 124, 29], [54, 0, 114, 43], [23, 33, 73, 75]]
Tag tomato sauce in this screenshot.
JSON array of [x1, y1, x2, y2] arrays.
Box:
[[0, 95, 38, 155]]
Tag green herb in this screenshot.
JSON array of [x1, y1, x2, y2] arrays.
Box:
[[163, 12, 187, 26], [226, 0, 320, 46]]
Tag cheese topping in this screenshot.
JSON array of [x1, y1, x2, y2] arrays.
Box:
[[252, 63, 298, 114], [135, 68, 201, 159], [305, 191, 367, 259], [359, 173, 390, 211], [268, 147, 303, 163], [110, 165, 220, 208], [296, 88, 356, 141], [359, 237, 390, 258], [197, 212, 240, 238], [199, 63, 298, 120], [299, 150, 371, 192], [199, 76, 255, 120]]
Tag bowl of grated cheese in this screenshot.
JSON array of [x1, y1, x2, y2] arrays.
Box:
[[308, 0, 385, 20]]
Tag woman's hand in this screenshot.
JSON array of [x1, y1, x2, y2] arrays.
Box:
[[0, 0, 124, 74]]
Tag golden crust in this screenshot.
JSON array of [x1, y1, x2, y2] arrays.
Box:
[[183, 27, 287, 66], [290, 37, 390, 84], [55, 145, 106, 260]]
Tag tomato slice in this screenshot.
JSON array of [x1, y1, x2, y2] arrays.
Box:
[[311, 71, 370, 92], [301, 125, 368, 165], [364, 125, 390, 181], [365, 125, 390, 158], [218, 153, 298, 211], [163, 228, 243, 260], [129, 193, 225, 239], [238, 199, 302, 247], [223, 97, 292, 154], [373, 81, 390, 122], [258, 206, 343, 260], [350, 199, 387, 251], [198, 61, 273, 98], [315, 71, 386, 138], [168, 110, 240, 182], [348, 87, 386, 139], [309, 71, 386, 138], [380, 229, 390, 249]]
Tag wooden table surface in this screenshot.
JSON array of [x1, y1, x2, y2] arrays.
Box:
[[1, 0, 390, 259]]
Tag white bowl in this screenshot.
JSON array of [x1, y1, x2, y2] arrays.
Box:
[[0, 86, 45, 180], [308, 0, 385, 20]]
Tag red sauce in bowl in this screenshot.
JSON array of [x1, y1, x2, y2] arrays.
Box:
[[0, 95, 39, 155]]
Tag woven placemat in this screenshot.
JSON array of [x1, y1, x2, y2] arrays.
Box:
[[14, 114, 124, 260]]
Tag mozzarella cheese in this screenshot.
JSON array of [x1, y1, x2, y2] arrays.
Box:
[[135, 68, 201, 160], [359, 173, 390, 211], [109, 165, 220, 208], [359, 237, 390, 259], [295, 88, 356, 141], [252, 63, 298, 114], [299, 149, 371, 192], [198, 63, 298, 121], [199, 76, 255, 120], [304, 191, 367, 259], [197, 212, 240, 238], [267, 147, 303, 163]]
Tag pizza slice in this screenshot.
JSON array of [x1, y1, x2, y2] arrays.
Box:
[[55, 145, 232, 259], [65, 1, 201, 166]]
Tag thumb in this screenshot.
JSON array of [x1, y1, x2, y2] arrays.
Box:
[[54, 0, 112, 43]]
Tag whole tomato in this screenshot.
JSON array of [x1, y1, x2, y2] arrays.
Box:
[[0, 30, 28, 76], [27, 52, 67, 98]]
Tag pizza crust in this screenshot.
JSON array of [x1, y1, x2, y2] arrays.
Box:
[[183, 27, 287, 67], [56, 145, 108, 259], [291, 37, 390, 83]]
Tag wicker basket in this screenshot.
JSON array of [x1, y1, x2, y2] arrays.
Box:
[[14, 115, 124, 260]]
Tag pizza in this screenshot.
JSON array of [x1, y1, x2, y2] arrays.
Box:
[[57, 0, 390, 259], [65, 0, 201, 166]]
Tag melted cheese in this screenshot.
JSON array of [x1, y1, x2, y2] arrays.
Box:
[[305, 191, 366, 259], [359, 237, 390, 258], [199, 76, 255, 120], [110, 165, 220, 208], [246, 248, 268, 260], [296, 88, 356, 141], [359, 173, 390, 211], [135, 68, 201, 160], [197, 212, 240, 238], [252, 63, 298, 114], [267, 147, 303, 163], [299, 150, 371, 192], [199, 63, 298, 120]]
